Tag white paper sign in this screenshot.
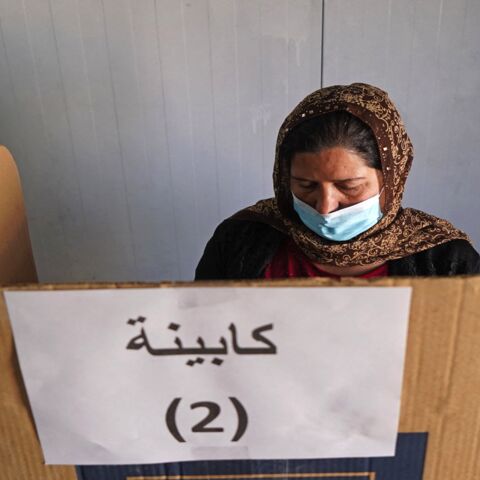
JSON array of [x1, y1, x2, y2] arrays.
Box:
[[5, 287, 411, 464]]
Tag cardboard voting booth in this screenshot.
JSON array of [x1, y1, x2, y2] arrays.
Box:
[[0, 145, 37, 284], [1, 277, 480, 480]]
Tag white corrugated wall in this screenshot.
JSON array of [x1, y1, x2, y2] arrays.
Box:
[[0, 0, 478, 281]]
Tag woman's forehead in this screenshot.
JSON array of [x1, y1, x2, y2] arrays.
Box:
[[290, 148, 375, 177]]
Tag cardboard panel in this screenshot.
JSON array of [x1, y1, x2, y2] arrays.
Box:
[[1, 277, 479, 479], [397, 276, 480, 477], [0, 291, 75, 479], [0, 146, 38, 284]]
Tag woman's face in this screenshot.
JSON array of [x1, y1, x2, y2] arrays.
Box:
[[290, 146, 385, 214]]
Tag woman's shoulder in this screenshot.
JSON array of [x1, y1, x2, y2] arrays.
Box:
[[390, 239, 480, 276], [195, 218, 286, 280], [209, 217, 283, 241]]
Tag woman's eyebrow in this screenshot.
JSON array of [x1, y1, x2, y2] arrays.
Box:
[[291, 175, 315, 181], [335, 177, 365, 182], [291, 175, 366, 182]]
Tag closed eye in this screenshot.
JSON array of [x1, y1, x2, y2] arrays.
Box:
[[337, 181, 365, 193], [339, 185, 361, 191], [291, 177, 317, 189], [298, 182, 316, 189]]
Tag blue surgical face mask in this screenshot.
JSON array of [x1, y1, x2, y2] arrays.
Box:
[[292, 190, 384, 241]]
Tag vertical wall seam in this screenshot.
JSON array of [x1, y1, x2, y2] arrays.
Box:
[[233, 0, 243, 206], [128, 0, 157, 276], [76, 0, 108, 279], [259, 0, 265, 196], [21, 0, 73, 279], [320, 0, 325, 87], [423, 0, 445, 178], [206, 0, 221, 221], [127, 0, 151, 195], [180, 0, 200, 280], [153, 0, 181, 280], [76, 0, 102, 228], [100, 0, 139, 280], [48, 0, 88, 246], [286, 0, 289, 108]]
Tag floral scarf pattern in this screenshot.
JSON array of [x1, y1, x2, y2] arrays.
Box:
[[232, 83, 470, 266]]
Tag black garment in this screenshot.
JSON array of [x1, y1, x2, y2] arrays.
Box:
[[195, 219, 480, 280]]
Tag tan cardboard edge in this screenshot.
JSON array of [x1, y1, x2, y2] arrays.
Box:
[[2, 275, 478, 290]]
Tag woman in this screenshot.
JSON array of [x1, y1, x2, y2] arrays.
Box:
[[195, 83, 480, 280]]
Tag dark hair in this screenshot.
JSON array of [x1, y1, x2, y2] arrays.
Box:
[[281, 111, 381, 170]]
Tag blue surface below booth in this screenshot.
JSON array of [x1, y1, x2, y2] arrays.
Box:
[[76, 432, 427, 480]]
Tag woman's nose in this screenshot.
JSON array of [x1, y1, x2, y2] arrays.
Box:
[[314, 191, 339, 214]]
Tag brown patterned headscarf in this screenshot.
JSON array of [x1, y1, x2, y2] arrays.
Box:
[[232, 83, 470, 266]]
